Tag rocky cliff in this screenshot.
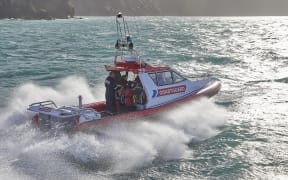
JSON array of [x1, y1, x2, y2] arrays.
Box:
[[72, 0, 288, 16], [0, 0, 75, 19], [72, 0, 194, 16]]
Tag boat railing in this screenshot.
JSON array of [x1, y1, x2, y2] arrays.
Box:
[[29, 100, 57, 109], [114, 49, 141, 63]]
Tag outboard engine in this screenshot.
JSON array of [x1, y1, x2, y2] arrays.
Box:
[[28, 100, 101, 132]]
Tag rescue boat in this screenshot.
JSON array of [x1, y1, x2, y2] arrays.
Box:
[[27, 13, 221, 132]]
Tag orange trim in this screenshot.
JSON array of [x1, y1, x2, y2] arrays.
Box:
[[105, 61, 170, 74], [73, 81, 221, 131]]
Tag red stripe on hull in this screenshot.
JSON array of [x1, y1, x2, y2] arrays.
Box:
[[73, 81, 221, 131]]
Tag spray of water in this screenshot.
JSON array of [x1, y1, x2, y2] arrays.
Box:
[[0, 76, 104, 128], [0, 76, 226, 179]]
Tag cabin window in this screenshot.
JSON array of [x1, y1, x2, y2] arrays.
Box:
[[172, 71, 186, 83], [150, 71, 185, 86], [148, 73, 157, 84], [157, 71, 173, 86]]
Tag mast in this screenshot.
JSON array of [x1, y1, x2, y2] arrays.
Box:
[[113, 12, 141, 66], [115, 12, 134, 51]]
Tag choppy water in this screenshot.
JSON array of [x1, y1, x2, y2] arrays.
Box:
[[0, 17, 287, 179]]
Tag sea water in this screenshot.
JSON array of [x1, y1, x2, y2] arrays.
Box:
[[0, 17, 287, 179]]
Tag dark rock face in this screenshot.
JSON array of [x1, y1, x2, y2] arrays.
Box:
[[0, 0, 75, 19], [71, 0, 288, 16], [72, 0, 166, 16], [71, 0, 203, 16]]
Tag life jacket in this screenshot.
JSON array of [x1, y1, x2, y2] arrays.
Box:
[[124, 89, 134, 106]]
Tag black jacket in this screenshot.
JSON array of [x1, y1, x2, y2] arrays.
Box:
[[105, 76, 116, 101]]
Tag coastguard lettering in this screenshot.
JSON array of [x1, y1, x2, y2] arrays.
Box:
[[157, 85, 186, 97]]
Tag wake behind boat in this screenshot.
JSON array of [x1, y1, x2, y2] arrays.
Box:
[[27, 12, 221, 132]]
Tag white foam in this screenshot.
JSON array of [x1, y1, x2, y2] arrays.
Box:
[[0, 76, 226, 178], [63, 98, 226, 173], [162, 98, 227, 140], [0, 76, 104, 128]]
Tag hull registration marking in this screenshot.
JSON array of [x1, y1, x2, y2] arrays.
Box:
[[157, 85, 186, 97]]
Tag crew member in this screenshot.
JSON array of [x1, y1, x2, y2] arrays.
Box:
[[105, 71, 117, 114], [120, 74, 128, 87]]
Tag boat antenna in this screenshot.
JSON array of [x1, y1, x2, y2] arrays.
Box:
[[78, 95, 83, 108]]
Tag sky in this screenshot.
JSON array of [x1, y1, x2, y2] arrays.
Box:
[[192, 0, 288, 16], [72, 0, 288, 16]]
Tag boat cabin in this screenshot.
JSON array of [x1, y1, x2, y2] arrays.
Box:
[[105, 50, 195, 112], [27, 12, 221, 132]]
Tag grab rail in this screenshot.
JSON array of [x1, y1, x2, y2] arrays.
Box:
[[29, 100, 57, 108]]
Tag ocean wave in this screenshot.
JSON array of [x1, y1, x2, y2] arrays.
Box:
[[0, 76, 226, 178]]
